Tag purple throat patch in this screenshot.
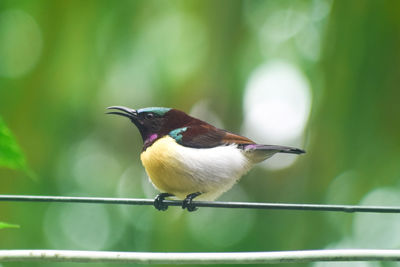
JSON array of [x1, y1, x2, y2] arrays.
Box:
[[148, 133, 158, 143]]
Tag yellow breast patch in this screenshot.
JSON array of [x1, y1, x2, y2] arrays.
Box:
[[140, 136, 197, 198]]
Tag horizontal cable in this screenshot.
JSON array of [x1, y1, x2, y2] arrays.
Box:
[[1, 249, 400, 264], [1, 194, 400, 213]]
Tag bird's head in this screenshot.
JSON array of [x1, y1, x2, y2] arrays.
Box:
[[107, 106, 198, 147]]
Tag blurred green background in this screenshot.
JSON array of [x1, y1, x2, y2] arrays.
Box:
[[1, 0, 400, 266]]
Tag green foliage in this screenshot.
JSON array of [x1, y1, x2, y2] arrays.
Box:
[[0, 116, 30, 173], [0, 221, 20, 230]]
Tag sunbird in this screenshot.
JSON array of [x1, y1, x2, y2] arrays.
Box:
[[107, 106, 305, 211]]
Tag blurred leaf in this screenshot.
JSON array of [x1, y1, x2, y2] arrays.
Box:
[[0, 221, 20, 229], [0, 116, 30, 174]]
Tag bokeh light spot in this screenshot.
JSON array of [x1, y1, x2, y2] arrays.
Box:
[[117, 166, 149, 199], [0, 10, 42, 78], [99, 60, 155, 107], [260, 10, 308, 45], [149, 12, 207, 82], [324, 171, 360, 234], [117, 166, 156, 232], [295, 23, 321, 62], [243, 61, 311, 143], [311, 0, 333, 21], [44, 203, 111, 250], [353, 188, 400, 248], [187, 186, 255, 248], [71, 138, 121, 195], [326, 171, 361, 205]]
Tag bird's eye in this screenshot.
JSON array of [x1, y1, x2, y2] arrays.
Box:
[[145, 113, 154, 120]]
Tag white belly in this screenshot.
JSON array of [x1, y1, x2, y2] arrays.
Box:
[[140, 136, 253, 200]]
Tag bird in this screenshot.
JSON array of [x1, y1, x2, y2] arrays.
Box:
[[107, 106, 305, 211]]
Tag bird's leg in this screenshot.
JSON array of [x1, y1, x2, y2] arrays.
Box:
[[154, 193, 174, 211], [182, 192, 202, 212]]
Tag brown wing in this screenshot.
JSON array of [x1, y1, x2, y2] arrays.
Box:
[[222, 131, 255, 145], [173, 124, 255, 148]]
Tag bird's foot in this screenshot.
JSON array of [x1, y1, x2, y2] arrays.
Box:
[[154, 193, 174, 211], [182, 192, 202, 212]]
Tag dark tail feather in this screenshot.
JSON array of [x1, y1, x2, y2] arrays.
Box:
[[241, 144, 305, 163], [242, 144, 305, 154], [258, 145, 306, 154]]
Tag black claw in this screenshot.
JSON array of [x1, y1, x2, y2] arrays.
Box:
[[182, 192, 202, 212], [154, 193, 174, 211]]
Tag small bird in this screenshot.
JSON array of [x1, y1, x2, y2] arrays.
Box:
[[107, 106, 305, 211]]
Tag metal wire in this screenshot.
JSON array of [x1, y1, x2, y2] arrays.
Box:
[[1, 194, 400, 213], [2, 249, 400, 264]]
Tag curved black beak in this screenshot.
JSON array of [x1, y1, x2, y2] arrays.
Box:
[[106, 106, 138, 119]]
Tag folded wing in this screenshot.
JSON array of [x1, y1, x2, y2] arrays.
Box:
[[171, 124, 255, 148], [169, 124, 305, 163]]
